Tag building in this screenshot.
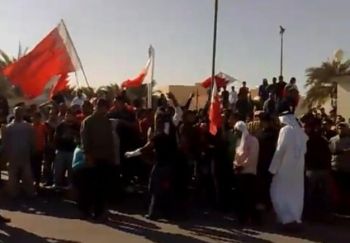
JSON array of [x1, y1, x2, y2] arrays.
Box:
[[156, 84, 208, 110], [334, 75, 350, 121]]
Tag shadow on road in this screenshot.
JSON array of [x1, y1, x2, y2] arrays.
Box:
[[0, 223, 79, 243], [106, 212, 208, 243], [2, 189, 350, 243]]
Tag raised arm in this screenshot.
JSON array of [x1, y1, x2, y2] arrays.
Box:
[[125, 129, 155, 158]]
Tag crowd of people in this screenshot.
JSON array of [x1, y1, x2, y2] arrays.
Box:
[[0, 75, 349, 231]]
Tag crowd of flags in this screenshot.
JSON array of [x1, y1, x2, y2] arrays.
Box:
[[0, 20, 233, 136]]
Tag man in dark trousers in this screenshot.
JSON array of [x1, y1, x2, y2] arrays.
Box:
[[81, 98, 116, 220], [256, 113, 279, 211]]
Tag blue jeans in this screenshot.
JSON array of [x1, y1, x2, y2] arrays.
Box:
[[54, 150, 73, 187]]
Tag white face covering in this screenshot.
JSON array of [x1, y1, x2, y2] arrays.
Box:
[[164, 122, 170, 135], [234, 121, 249, 154]]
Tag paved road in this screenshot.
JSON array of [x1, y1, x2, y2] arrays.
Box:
[[0, 195, 350, 243]]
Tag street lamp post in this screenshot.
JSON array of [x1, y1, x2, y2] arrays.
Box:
[[279, 26, 285, 77], [210, 0, 219, 93]]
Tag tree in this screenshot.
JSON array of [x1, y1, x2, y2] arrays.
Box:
[[304, 50, 350, 108], [0, 47, 28, 98], [0, 50, 16, 97]]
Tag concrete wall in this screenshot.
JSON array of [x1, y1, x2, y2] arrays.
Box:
[[334, 76, 350, 121], [156, 84, 208, 110]]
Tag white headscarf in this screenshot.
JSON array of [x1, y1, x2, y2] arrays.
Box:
[[279, 113, 308, 159], [234, 121, 249, 154], [279, 113, 301, 128]]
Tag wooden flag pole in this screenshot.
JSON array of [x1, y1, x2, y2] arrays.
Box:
[[60, 19, 90, 88]]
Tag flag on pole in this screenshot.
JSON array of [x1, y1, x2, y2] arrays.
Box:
[[50, 73, 69, 98], [201, 72, 237, 89], [2, 21, 80, 99], [121, 54, 152, 89], [208, 78, 222, 135]]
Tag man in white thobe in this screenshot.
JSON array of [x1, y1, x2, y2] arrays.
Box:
[[269, 113, 308, 225]]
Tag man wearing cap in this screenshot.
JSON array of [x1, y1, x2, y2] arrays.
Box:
[[269, 112, 308, 227]]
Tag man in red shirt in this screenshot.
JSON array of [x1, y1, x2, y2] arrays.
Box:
[[276, 75, 287, 101], [32, 112, 48, 190], [238, 81, 249, 99]]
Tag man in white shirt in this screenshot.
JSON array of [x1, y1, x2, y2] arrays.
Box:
[[234, 121, 259, 225], [229, 86, 238, 111], [71, 90, 86, 108]]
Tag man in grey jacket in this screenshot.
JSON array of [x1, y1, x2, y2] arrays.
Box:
[[2, 106, 35, 198], [80, 98, 116, 219]]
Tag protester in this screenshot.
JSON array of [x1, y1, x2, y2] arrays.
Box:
[[72, 141, 91, 218], [304, 118, 332, 219], [54, 109, 80, 189], [269, 112, 308, 228], [125, 108, 179, 219], [177, 110, 200, 212], [263, 93, 277, 116], [81, 98, 116, 219], [284, 77, 298, 96], [43, 107, 59, 186], [276, 76, 286, 101], [268, 77, 278, 96], [238, 81, 249, 99], [3, 106, 35, 198], [256, 113, 279, 211], [31, 112, 48, 191], [236, 93, 253, 121], [108, 96, 136, 122], [329, 122, 350, 213], [71, 89, 86, 108], [259, 79, 269, 103], [229, 86, 238, 111], [233, 121, 259, 225], [221, 86, 229, 109]]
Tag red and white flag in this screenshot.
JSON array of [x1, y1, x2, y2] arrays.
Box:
[[201, 72, 237, 89], [50, 73, 69, 98], [209, 78, 222, 136], [3, 21, 80, 98], [121, 46, 154, 89]]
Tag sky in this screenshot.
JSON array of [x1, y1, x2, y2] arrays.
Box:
[[1, 0, 350, 91]]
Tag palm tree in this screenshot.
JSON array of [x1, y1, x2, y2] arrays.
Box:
[[304, 50, 350, 108], [0, 50, 15, 97], [0, 46, 28, 98]]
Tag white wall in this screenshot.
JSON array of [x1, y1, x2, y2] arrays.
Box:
[[335, 76, 350, 121]]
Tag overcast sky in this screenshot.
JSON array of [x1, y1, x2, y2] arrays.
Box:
[[1, 0, 350, 90]]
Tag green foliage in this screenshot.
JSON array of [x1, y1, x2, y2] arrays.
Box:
[[304, 58, 350, 107]]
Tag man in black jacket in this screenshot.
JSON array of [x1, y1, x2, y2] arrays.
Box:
[[304, 118, 332, 219], [256, 113, 279, 210]]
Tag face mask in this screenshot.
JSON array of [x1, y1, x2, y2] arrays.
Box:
[[164, 122, 170, 135]]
